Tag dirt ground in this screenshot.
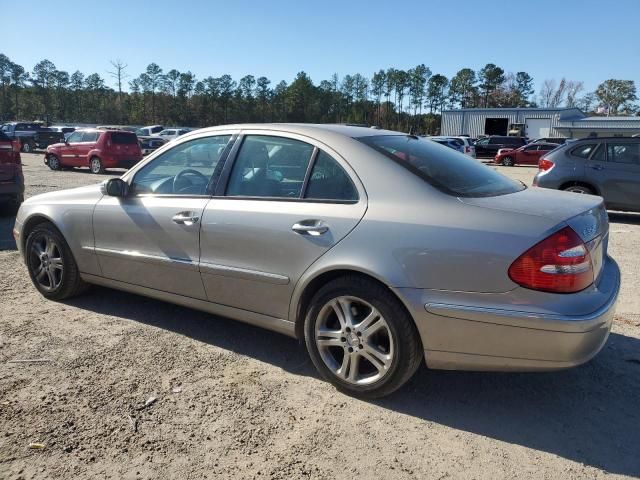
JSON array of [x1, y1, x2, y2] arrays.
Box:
[[1, 154, 639, 480]]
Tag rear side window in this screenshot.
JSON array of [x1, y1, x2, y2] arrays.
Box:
[[305, 151, 358, 201], [608, 143, 640, 165], [82, 132, 100, 142], [111, 132, 138, 144], [226, 135, 314, 198], [571, 144, 596, 159], [358, 135, 525, 198]]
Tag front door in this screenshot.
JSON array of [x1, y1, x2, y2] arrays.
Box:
[[59, 131, 83, 166], [199, 132, 367, 320], [92, 133, 234, 298]]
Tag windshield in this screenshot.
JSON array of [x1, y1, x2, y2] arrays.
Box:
[[357, 135, 525, 197]]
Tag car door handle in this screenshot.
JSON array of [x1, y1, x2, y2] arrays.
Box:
[[590, 164, 605, 171], [292, 220, 329, 236], [172, 211, 200, 225]]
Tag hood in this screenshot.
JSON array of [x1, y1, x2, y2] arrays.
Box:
[[47, 141, 67, 150], [23, 183, 104, 206]]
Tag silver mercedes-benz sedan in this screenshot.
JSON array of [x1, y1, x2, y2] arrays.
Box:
[[13, 124, 620, 398]]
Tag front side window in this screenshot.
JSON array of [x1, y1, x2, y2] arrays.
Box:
[[226, 135, 314, 198], [305, 151, 358, 201], [67, 132, 83, 143], [523, 145, 537, 151], [132, 135, 231, 195], [475, 138, 489, 145], [608, 143, 640, 165], [571, 144, 596, 159], [358, 135, 525, 198]]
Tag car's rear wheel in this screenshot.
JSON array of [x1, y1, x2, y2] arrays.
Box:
[[564, 184, 594, 195], [304, 276, 422, 399], [21, 141, 33, 153], [90, 156, 104, 174], [48, 154, 61, 171], [502, 156, 514, 166], [25, 222, 87, 300]]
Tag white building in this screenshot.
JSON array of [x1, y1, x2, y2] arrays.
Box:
[[441, 108, 640, 139]]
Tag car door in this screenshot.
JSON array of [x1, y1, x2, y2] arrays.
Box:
[[594, 141, 640, 210], [92, 133, 235, 298], [76, 131, 100, 166], [517, 144, 540, 165], [199, 132, 367, 320], [474, 138, 489, 157], [59, 131, 83, 165]]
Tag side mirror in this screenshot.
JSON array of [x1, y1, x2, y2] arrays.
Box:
[[103, 178, 129, 197]]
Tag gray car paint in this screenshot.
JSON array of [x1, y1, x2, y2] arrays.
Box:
[[534, 138, 640, 212], [15, 124, 620, 372]]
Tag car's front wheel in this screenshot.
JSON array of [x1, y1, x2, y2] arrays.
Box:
[[21, 141, 33, 153], [501, 156, 514, 166], [48, 154, 61, 170], [25, 222, 87, 300], [304, 276, 422, 399]]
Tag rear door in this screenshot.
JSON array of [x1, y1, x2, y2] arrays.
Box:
[[596, 141, 640, 210], [199, 131, 366, 319]]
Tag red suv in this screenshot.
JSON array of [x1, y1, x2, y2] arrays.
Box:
[[0, 131, 24, 213], [45, 129, 143, 174], [494, 143, 558, 166]]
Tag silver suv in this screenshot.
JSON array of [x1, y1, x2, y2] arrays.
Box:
[[534, 137, 640, 213]]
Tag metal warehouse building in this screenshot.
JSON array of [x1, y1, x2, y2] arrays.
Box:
[[441, 107, 640, 139]]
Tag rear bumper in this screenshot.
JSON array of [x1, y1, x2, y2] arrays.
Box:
[[395, 257, 620, 371], [102, 156, 143, 169]]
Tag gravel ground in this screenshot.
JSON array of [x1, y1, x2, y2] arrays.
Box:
[[1, 154, 639, 479]]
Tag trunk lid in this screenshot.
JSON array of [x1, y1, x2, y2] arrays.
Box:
[[459, 187, 609, 281]]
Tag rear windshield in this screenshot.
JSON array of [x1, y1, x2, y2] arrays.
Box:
[[358, 135, 525, 197], [111, 132, 138, 144], [0, 131, 10, 142]]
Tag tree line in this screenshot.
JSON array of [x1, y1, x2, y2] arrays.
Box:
[[0, 53, 637, 134]]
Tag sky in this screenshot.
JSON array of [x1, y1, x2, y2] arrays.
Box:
[[5, 0, 640, 96]]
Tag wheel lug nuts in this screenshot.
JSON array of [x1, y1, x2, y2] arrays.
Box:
[[345, 327, 351, 333], [348, 347, 353, 353], [341, 337, 346, 342], [356, 332, 362, 337]]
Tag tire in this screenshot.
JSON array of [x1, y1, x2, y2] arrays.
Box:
[[21, 141, 34, 153], [502, 156, 514, 166], [90, 156, 104, 174], [25, 222, 88, 300], [563, 184, 594, 195], [48, 154, 61, 171], [304, 276, 423, 399]]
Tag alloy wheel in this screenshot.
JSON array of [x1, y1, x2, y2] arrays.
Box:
[[565, 186, 591, 194], [315, 296, 394, 385], [22, 142, 32, 153], [90, 157, 102, 174], [29, 234, 64, 292], [49, 155, 59, 170], [502, 156, 514, 166]]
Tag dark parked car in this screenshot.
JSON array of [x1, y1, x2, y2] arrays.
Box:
[[0, 122, 64, 152], [0, 130, 24, 213], [534, 137, 640, 212], [45, 129, 143, 174], [474, 136, 527, 158], [494, 143, 558, 166]]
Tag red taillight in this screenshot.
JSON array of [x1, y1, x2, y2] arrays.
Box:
[[508, 226, 594, 293], [539, 158, 554, 172], [12, 140, 20, 153]]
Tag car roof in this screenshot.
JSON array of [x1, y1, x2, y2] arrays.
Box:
[[188, 123, 403, 141], [570, 136, 640, 142]]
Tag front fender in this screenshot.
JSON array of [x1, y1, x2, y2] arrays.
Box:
[[16, 185, 104, 275]]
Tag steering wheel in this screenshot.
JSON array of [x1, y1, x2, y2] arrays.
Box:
[[173, 169, 209, 194]]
